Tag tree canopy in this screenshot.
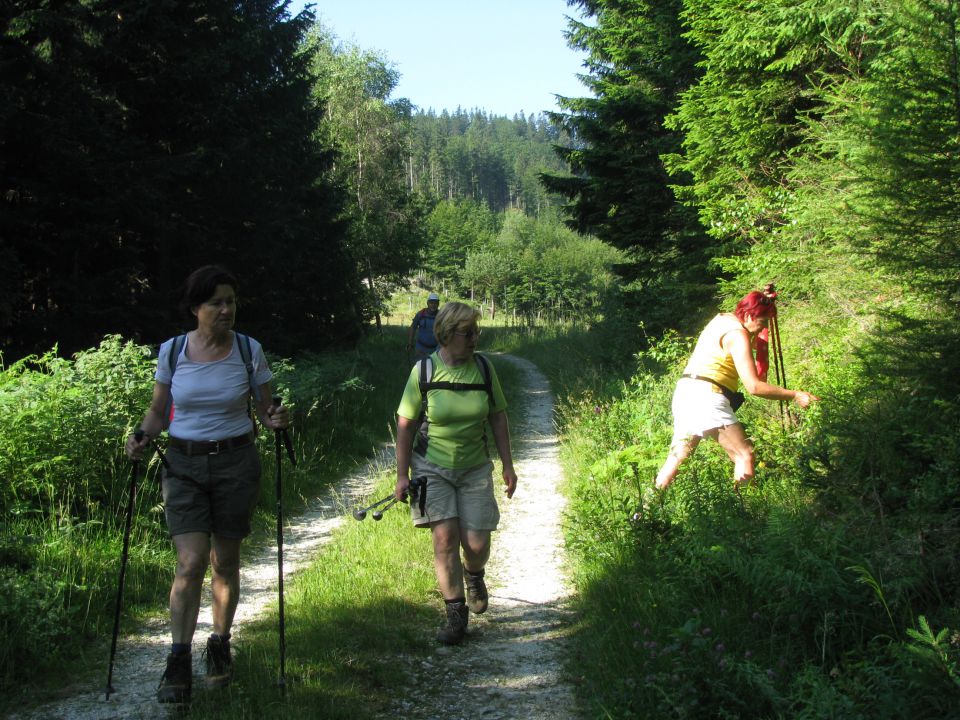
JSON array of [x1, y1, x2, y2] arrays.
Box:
[[1, 0, 361, 358]]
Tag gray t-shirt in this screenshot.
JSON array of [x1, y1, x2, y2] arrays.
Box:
[[156, 333, 273, 441]]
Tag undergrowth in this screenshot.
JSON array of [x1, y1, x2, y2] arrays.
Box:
[[556, 313, 960, 718]]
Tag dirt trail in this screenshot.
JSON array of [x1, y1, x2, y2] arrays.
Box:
[[9, 354, 578, 720]]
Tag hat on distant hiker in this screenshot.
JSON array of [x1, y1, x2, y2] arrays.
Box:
[[427, 293, 440, 301]]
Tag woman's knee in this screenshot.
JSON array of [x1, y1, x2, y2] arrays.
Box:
[[431, 519, 461, 555], [735, 442, 756, 466], [210, 553, 240, 578], [175, 551, 208, 582]]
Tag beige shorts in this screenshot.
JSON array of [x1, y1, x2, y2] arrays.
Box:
[[409, 454, 500, 531]]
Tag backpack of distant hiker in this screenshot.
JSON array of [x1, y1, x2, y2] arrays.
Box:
[[412, 353, 494, 456], [412, 309, 438, 350], [162, 332, 262, 427]]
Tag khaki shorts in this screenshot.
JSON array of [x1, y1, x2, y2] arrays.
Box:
[[410, 455, 500, 531], [161, 443, 262, 539]]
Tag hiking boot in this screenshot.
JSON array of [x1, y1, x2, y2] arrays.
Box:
[[157, 652, 192, 704], [464, 570, 489, 614], [204, 635, 233, 688], [436, 600, 469, 645]]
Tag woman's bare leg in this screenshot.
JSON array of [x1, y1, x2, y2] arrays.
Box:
[[655, 435, 701, 489], [431, 518, 464, 599], [460, 528, 491, 574], [716, 422, 755, 487], [170, 532, 210, 644], [209, 535, 242, 637]]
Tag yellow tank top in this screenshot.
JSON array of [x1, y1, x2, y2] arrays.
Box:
[[682, 314, 745, 392]]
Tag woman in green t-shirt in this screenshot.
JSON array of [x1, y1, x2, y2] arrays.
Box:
[[395, 302, 518, 645]]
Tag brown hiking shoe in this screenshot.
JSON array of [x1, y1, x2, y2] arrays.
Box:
[[204, 635, 233, 688], [464, 570, 488, 614], [436, 600, 469, 645], [157, 652, 192, 704]]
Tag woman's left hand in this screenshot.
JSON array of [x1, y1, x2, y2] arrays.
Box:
[[502, 467, 518, 499], [265, 402, 289, 430]]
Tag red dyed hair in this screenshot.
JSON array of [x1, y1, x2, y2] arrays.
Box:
[[734, 284, 778, 380], [733, 286, 777, 323]]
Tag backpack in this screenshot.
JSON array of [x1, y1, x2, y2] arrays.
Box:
[[413, 353, 494, 456], [162, 332, 262, 426], [413, 309, 438, 349]]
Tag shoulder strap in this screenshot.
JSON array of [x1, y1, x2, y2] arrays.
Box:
[[473, 353, 494, 407], [419, 354, 492, 402], [235, 332, 262, 403], [168, 334, 186, 376], [417, 356, 433, 421], [162, 335, 187, 424]]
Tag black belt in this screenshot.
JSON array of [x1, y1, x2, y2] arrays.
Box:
[[681, 374, 729, 393], [168, 432, 254, 456], [682, 374, 745, 411]]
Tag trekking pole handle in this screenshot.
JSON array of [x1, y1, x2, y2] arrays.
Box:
[[272, 395, 296, 466]]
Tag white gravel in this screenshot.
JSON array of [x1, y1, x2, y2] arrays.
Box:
[[8, 354, 578, 720]]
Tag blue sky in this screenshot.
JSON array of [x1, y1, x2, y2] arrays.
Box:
[[287, 0, 590, 117]]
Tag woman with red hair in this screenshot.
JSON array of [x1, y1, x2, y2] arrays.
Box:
[[655, 286, 819, 491]]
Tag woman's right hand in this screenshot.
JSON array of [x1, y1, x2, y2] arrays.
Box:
[[125, 431, 149, 460], [395, 474, 410, 502], [793, 391, 820, 408]]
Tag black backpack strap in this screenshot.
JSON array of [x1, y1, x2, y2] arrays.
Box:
[[235, 332, 262, 403], [162, 334, 187, 424], [413, 356, 433, 456], [168, 334, 186, 375], [473, 353, 494, 409]]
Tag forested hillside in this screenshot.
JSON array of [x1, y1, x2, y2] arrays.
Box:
[[408, 108, 571, 215]]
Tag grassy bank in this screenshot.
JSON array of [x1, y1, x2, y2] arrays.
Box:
[[548, 321, 960, 718]]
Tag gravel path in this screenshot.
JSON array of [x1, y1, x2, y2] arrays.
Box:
[[8, 354, 578, 720]]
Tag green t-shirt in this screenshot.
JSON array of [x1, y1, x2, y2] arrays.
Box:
[[397, 352, 508, 469]]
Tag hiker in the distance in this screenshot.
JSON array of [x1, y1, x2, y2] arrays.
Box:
[[407, 291, 440, 361], [394, 301, 517, 645], [654, 285, 819, 491], [125, 265, 288, 704]]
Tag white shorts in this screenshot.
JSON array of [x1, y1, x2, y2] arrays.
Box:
[[669, 377, 739, 448]]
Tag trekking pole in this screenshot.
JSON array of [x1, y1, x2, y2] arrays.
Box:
[[105, 429, 143, 700], [272, 396, 296, 693]]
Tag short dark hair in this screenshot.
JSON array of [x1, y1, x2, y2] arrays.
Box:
[[179, 265, 239, 319]]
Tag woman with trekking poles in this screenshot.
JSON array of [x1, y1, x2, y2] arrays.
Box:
[[394, 301, 518, 645], [125, 265, 289, 704], [654, 285, 819, 491]]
